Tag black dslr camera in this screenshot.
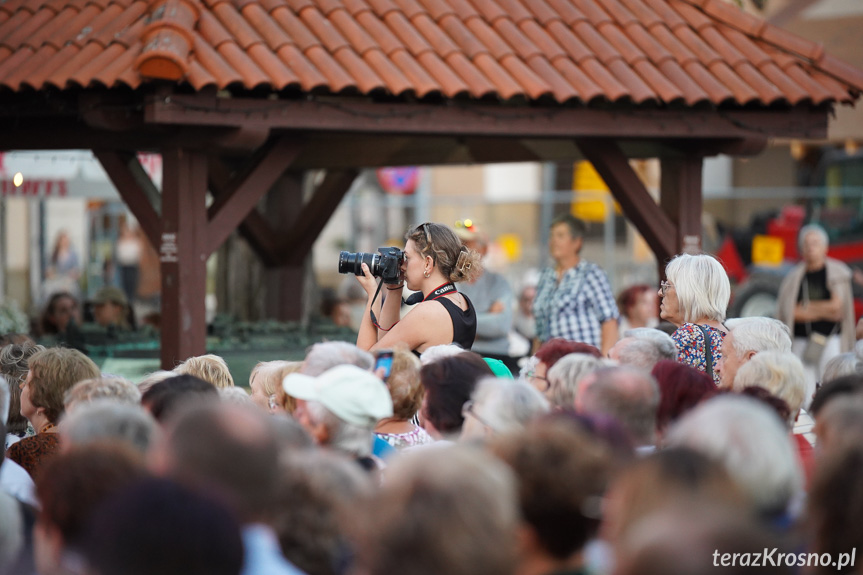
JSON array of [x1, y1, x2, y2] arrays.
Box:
[[339, 247, 404, 284]]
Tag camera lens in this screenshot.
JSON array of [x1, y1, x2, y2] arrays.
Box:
[[338, 251, 379, 276]]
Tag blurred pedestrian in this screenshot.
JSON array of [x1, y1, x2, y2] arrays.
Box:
[[533, 215, 619, 355]]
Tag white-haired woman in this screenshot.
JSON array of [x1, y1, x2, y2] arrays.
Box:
[[777, 224, 854, 394], [659, 254, 730, 385]]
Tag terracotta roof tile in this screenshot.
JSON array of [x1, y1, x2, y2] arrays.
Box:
[[299, 5, 350, 53], [192, 33, 244, 86], [707, 61, 758, 103], [329, 6, 378, 55], [45, 43, 101, 87], [94, 40, 139, 85], [23, 43, 79, 88], [466, 0, 506, 24], [0, 9, 36, 45], [571, 0, 612, 26], [493, 18, 541, 60], [656, 59, 710, 104], [683, 60, 734, 102], [594, 0, 637, 26], [91, 1, 146, 47], [552, 58, 603, 102], [440, 14, 490, 59], [415, 0, 454, 21], [520, 0, 563, 27], [625, 23, 672, 65], [0, 0, 860, 108], [242, 3, 291, 50], [525, 54, 577, 101], [518, 20, 565, 61], [187, 59, 217, 89], [633, 59, 684, 102], [758, 62, 808, 104], [473, 52, 522, 99], [275, 43, 330, 89], [642, 0, 685, 30], [355, 9, 402, 55], [445, 52, 496, 97], [213, 3, 265, 49], [391, 0, 424, 20], [4, 7, 55, 48], [270, 6, 319, 51], [411, 13, 458, 58], [0, 48, 35, 88], [697, 0, 764, 37], [494, 0, 531, 24], [69, 41, 124, 85], [390, 49, 438, 96], [366, 0, 398, 18], [599, 22, 645, 65], [618, 0, 661, 28], [417, 51, 470, 96]]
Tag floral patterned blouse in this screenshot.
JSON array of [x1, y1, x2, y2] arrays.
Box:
[[671, 323, 726, 385]]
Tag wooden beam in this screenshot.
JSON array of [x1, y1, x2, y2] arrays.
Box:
[[578, 139, 677, 265], [147, 94, 830, 140], [209, 158, 283, 267], [206, 136, 301, 255], [160, 148, 209, 369], [660, 156, 705, 256], [94, 151, 162, 249], [282, 170, 359, 266]]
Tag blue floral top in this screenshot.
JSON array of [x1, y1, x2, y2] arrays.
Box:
[[672, 323, 726, 385]]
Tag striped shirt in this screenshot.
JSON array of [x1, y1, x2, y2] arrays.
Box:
[[533, 261, 619, 347]]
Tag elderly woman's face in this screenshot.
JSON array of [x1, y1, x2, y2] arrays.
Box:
[[19, 370, 37, 422], [801, 231, 828, 269], [658, 280, 683, 326]]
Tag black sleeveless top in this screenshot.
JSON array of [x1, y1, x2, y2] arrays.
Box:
[[436, 293, 477, 351]]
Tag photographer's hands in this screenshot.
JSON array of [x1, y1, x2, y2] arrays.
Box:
[[357, 263, 380, 296]]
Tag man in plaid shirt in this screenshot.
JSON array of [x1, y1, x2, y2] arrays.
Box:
[[533, 214, 619, 355]]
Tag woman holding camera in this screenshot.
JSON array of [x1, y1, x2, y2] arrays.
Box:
[[356, 222, 481, 354]]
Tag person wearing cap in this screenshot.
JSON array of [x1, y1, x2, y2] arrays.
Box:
[[283, 365, 393, 472], [454, 221, 519, 374], [91, 286, 132, 331]]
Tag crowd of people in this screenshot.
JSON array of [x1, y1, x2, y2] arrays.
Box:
[[0, 217, 861, 574]]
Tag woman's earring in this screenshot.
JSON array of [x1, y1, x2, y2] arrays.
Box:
[[424, 270, 430, 278]]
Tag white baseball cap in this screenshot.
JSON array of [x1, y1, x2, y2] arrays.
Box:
[[282, 365, 393, 427]]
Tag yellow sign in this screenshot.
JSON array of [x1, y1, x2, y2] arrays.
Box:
[[498, 234, 522, 262], [751, 235, 784, 267], [571, 161, 621, 222]]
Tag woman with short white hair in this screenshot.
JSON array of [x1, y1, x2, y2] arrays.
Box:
[[777, 224, 854, 403], [659, 254, 730, 385]]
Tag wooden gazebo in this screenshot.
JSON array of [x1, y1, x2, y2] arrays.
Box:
[[1, 0, 861, 368]]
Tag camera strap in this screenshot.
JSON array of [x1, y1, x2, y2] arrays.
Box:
[[370, 279, 399, 331], [405, 282, 456, 306]]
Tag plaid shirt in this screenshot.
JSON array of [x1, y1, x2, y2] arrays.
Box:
[[533, 261, 619, 347]]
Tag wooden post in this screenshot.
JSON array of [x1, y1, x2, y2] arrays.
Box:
[[160, 148, 208, 369], [264, 173, 305, 322], [660, 156, 704, 256]]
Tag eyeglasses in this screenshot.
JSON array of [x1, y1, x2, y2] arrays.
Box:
[[525, 371, 550, 392], [660, 280, 674, 296], [461, 400, 496, 431]]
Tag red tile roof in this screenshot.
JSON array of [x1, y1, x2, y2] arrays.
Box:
[[1, 0, 862, 106]]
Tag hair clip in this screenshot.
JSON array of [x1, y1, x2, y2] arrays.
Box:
[[456, 250, 471, 274]]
